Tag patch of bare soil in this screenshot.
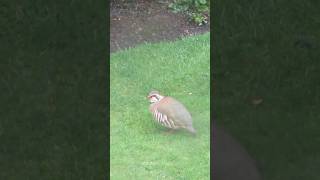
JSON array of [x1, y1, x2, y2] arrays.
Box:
[[110, 0, 209, 52]]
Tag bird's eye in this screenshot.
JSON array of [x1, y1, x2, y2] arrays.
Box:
[[149, 95, 158, 100]]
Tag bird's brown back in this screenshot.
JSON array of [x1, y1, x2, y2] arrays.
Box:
[[154, 97, 193, 128]]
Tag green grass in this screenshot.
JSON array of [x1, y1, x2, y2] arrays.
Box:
[[213, 0, 320, 179], [110, 33, 210, 179]]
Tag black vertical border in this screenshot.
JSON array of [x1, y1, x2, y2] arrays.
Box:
[[209, 0, 320, 179], [106, 0, 111, 178], [0, 1, 109, 179]]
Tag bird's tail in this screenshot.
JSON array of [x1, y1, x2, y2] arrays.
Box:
[[186, 126, 197, 136]]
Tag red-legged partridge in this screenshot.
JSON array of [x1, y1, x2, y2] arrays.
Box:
[[147, 90, 196, 134]]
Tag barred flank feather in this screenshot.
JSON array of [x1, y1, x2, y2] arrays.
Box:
[[153, 109, 176, 129]]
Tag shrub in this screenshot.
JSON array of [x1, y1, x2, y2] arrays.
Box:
[[168, 0, 210, 26]]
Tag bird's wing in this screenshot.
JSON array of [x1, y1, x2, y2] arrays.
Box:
[[157, 97, 193, 127]]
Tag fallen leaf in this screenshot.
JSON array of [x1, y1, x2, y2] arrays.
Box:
[[251, 97, 263, 106]]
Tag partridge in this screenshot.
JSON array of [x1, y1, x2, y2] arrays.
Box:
[[147, 90, 196, 134]]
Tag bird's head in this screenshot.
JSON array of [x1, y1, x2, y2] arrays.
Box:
[[147, 90, 164, 103]]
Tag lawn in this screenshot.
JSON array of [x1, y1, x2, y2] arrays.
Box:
[[110, 33, 210, 179]]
